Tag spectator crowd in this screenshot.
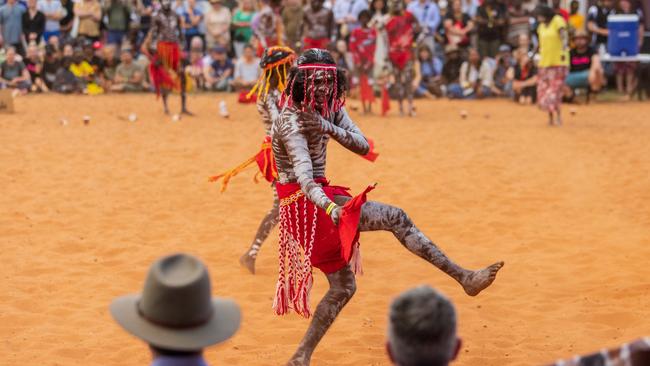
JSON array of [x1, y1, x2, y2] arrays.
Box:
[[0, 0, 648, 105]]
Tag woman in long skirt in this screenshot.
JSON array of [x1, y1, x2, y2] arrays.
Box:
[[536, 5, 569, 126]]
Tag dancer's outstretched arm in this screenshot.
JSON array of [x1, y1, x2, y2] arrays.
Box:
[[298, 109, 370, 155], [278, 117, 335, 212]]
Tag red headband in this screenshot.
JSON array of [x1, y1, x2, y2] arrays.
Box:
[[297, 63, 338, 70]]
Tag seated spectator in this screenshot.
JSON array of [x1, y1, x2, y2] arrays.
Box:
[[54, 58, 81, 93], [565, 30, 604, 98], [442, 45, 464, 99], [186, 37, 206, 90], [69, 47, 103, 94], [231, 44, 260, 91], [110, 253, 241, 366], [0, 47, 32, 94], [24, 44, 49, 92], [513, 33, 533, 60], [386, 285, 461, 366], [493, 44, 514, 96], [511, 52, 537, 104], [42, 45, 61, 89], [443, 0, 473, 51], [100, 45, 120, 90], [457, 48, 496, 99], [111, 48, 145, 92], [414, 44, 443, 98], [204, 46, 233, 91], [333, 39, 354, 74]]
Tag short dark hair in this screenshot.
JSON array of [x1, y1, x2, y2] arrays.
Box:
[[388, 286, 457, 366], [149, 345, 202, 357], [535, 4, 556, 22], [358, 9, 372, 22]]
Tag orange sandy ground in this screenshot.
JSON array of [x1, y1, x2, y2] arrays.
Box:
[[1, 94, 649, 366]]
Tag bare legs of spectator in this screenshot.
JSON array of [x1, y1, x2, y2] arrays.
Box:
[[286, 197, 504, 365]]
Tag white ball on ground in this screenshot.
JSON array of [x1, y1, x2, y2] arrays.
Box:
[[460, 110, 468, 119], [83, 115, 90, 125], [128, 113, 137, 122], [60, 118, 68, 126], [570, 107, 577, 115], [172, 114, 180, 122]]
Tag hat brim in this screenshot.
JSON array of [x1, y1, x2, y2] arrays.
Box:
[[110, 294, 241, 351]]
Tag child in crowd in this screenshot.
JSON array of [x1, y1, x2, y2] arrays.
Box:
[[25, 44, 49, 92], [302, 0, 334, 50], [42, 45, 61, 90], [511, 52, 537, 104], [204, 46, 233, 91], [413, 45, 443, 98], [386, 0, 419, 116], [349, 10, 377, 113]]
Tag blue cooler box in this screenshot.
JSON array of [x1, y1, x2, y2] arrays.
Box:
[[607, 14, 640, 56]]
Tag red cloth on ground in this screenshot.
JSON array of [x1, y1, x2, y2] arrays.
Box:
[[238, 90, 257, 103], [386, 12, 416, 70], [302, 37, 330, 50]]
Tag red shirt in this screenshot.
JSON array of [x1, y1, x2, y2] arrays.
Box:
[[386, 11, 417, 70], [349, 27, 377, 70]]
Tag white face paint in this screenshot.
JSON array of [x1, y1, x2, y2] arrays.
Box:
[[312, 70, 334, 106]]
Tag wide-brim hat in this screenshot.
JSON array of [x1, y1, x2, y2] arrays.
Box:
[[110, 253, 241, 351]]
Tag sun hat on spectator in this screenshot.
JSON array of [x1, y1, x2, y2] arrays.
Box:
[[110, 253, 241, 351]]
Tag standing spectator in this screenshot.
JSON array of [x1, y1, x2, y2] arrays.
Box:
[[204, 45, 233, 91], [536, 4, 569, 126], [58, 0, 74, 40], [406, 0, 441, 53], [110, 254, 240, 366], [462, 0, 480, 18], [182, 0, 204, 51], [550, 0, 569, 21], [231, 44, 260, 90], [511, 51, 537, 103], [414, 44, 443, 98], [24, 43, 48, 91], [251, 0, 283, 57], [0, 0, 26, 55], [442, 44, 465, 98], [0, 46, 31, 93], [104, 0, 131, 47], [38, 0, 62, 42], [475, 0, 508, 58], [386, 286, 461, 366], [111, 48, 145, 91], [444, 0, 473, 50], [587, 0, 615, 52], [135, 0, 154, 49], [231, 0, 255, 58], [565, 30, 604, 96], [22, 0, 45, 44], [369, 0, 389, 81], [204, 0, 230, 50], [349, 9, 376, 113], [302, 0, 333, 50], [568, 0, 584, 31], [613, 0, 644, 100], [74, 0, 101, 42], [42, 44, 60, 88], [459, 47, 496, 98], [386, 0, 419, 116], [507, 0, 530, 47], [333, 0, 368, 38], [281, 0, 302, 50]]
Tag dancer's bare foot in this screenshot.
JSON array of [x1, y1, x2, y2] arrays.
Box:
[[239, 253, 256, 274], [181, 109, 194, 116], [461, 261, 504, 296], [286, 352, 309, 366]]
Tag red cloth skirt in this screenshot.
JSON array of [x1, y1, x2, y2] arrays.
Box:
[[389, 50, 411, 71], [149, 41, 181, 95], [303, 37, 330, 50]]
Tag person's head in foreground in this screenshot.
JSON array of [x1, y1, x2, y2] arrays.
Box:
[[110, 253, 241, 366], [387, 286, 461, 366]]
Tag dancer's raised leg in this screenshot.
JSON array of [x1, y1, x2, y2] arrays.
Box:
[[334, 196, 504, 296]]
